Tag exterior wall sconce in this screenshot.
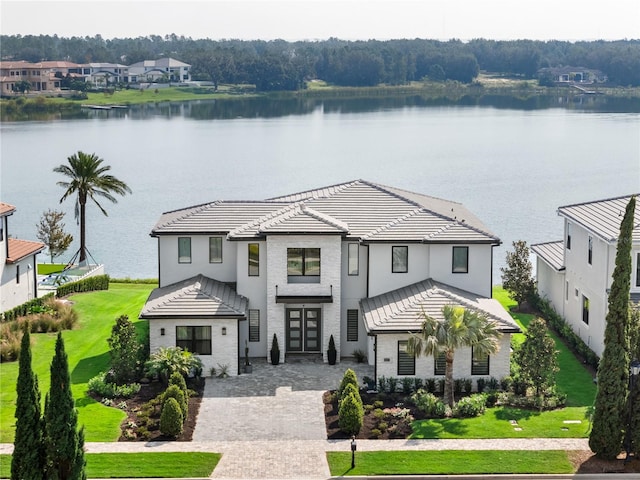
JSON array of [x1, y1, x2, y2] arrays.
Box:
[[222, 327, 227, 335], [160, 328, 165, 336]]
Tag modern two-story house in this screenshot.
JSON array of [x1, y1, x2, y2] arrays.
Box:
[[1, 202, 45, 313], [532, 194, 640, 358], [140, 180, 519, 382]]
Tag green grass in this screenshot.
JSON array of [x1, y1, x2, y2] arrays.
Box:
[[73, 86, 257, 106], [36, 263, 66, 275], [0, 452, 220, 478], [326, 450, 574, 476], [0, 283, 154, 443], [410, 287, 596, 439]]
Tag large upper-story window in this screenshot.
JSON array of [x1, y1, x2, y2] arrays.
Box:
[[348, 243, 359, 275], [392, 246, 408, 273], [248, 243, 260, 276], [178, 237, 191, 263], [287, 248, 320, 282], [209, 237, 222, 263], [176, 326, 211, 355], [452, 246, 469, 273], [582, 295, 590, 325]]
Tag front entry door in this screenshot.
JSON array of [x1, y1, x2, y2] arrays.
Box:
[[286, 308, 321, 352]]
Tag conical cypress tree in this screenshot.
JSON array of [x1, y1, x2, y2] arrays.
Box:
[[589, 195, 635, 459], [11, 327, 45, 480], [44, 332, 85, 480], [629, 306, 640, 456]]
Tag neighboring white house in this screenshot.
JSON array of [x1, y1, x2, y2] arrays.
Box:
[[128, 58, 191, 83], [532, 194, 640, 359], [79, 63, 130, 86], [1, 202, 45, 313], [140, 180, 519, 381]]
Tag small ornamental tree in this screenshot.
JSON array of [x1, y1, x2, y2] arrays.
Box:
[[107, 315, 143, 385], [44, 332, 85, 480], [590, 195, 635, 459], [338, 391, 364, 436], [338, 368, 359, 402], [159, 398, 184, 438], [36, 209, 73, 264], [501, 240, 535, 310], [516, 317, 559, 401], [163, 384, 188, 421], [11, 328, 45, 480]]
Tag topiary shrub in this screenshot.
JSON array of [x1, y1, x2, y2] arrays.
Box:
[[159, 397, 183, 438], [169, 371, 187, 395], [338, 391, 364, 435], [163, 384, 188, 420], [339, 383, 361, 407], [338, 368, 359, 401]]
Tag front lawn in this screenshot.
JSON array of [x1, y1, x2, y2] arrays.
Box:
[[0, 452, 220, 478], [326, 450, 574, 476], [0, 283, 154, 443]]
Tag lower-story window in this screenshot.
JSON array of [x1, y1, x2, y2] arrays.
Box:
[[398, 341, 415, 375], [471, 347, 489, 375], [176, 326, 212, 355]]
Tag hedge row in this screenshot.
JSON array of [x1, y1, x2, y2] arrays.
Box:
[[55, 274, 110, 297], [1, 293, 55, 322], [529, 292, 600, 368]]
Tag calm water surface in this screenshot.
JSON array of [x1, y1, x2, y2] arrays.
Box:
[[1, 97, 639, 280]]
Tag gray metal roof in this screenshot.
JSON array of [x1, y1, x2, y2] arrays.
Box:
[[531, 241, 565, 272], [140, 274, 247, 319], [150, 180, 499, 244], [558, 194, 640, 243], [360, 279, 520, 334]]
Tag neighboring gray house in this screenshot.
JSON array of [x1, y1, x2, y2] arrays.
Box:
[[532, 194, 640, 358], [128, 58, 191, 83], [141, 180, 519, 381]]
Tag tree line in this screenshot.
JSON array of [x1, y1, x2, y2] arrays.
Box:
[[1, 35, 639, 89]]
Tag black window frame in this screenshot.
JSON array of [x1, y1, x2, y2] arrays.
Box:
[[588, 236, 593, 265], [397, 340, 415, 375], [434, 351, 446, 375], [287, 247, 321, 277], [16, 264, 20, 284], [176, 326, 212, 355], [248, 243, 259, 276], [248, 309, 260, 342], [178, 237, 191, 264], [582, 295, 589, 325], [347, 309, 358, 342], [209, 236, 223, 263], [471, 347, 490, 375], [452, 246, 469, 273], [348, 243, 359, 276], [566, 223, 572, 250], [636, 253, 640, 287], [392, 246, 408, 273]]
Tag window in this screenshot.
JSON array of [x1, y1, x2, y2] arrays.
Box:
[[565, 281, 569, 301], [287, 248, 320, 280], [209, 237, 222, 263], [452, 246, 469, 273], [176, 326, 211, 355], [588, 236, 593, 265], [248, 310, 260, 342], [392, 246, 408, 273], [348, 243, 359, 275], [566, 223, 572, 250], [16, 264, 20, 284], [434, 351, 446, 375], [248, 243, 259, 276], [636, 253, 640, 287], [397, 341, 415, 375], [0, 221, 3, 241], [347, 309, 358, 342], [582, 295, 589, 325], [178, 237, 191, 263], [471, 347, 490, 375]]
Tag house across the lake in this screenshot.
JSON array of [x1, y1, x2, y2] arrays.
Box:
[[532, 194, 640, 358], [140, 180, 519, 384]]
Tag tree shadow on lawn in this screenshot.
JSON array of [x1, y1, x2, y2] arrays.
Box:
[[493, 406, 539, 422], [411, 417, 470, 437], [71, 351, 110, 384]]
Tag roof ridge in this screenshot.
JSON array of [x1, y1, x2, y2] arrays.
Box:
[[231, 202, 303, 237], [157, 201, 221, 229], [301, 205, 350, 232], [266, 179, 358, 201], [559, 193, 639, 210], [362, 208, 423, 240]]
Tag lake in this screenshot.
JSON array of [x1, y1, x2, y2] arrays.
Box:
[[1, 94, 639, 281]]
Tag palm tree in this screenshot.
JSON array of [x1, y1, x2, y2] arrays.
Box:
[[54, 151, 131, 263], [407, 305, 502, 407]]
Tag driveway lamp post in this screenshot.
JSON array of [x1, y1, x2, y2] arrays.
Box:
[[625, 359, 640, 463], [351, 436, 357, 469]]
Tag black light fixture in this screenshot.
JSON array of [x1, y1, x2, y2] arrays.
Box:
[[624, 359, 640, 463], [160, 328, 165, 336], [350, 435, 357, 469]]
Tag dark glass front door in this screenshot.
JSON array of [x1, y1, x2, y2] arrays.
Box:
[[286, 308, 321, 352]]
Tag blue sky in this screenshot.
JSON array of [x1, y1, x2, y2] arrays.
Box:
[[1, 0, 639, 41]]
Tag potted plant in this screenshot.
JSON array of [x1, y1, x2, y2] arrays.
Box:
[[244, 340, 252, 373], [270, 333, 280, 365], [327, 334, 337, 365]]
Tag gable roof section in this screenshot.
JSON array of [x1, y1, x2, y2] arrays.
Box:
[[361, 279, 520, 334], [558, 194, 640, 243], [150, 180, 499, 244], [7, 239, 45, 263], [140, 274, 247, 319], [0, 202, 16, 217], [531, 241, 565, 272]]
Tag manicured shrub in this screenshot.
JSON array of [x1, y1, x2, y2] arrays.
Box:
[[55, 274, 110, 297], [338, 368, 359, 402], [159, 398, 183, 438], [377, 376, 387, 393], [453, 394, 487, 418], [163, 384, 188, 420], [338, 391, 364, 435], [411, 389, 446, 418], [487, 377, 500, 390], [1, 293, 55, 323], [402, 377, 414, 394], [425, 378, 436, 393], [87, 372, 140, 399], [413, 377, 423, 392], [387, 377, 398, 393], [476, 378, 486, 393], [340, 383, 360, 407], [169, 371, 188, 395]]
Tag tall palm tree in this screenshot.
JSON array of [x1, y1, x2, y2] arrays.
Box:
[[407, 305, 502, 407], [54, 151, 131, 263]]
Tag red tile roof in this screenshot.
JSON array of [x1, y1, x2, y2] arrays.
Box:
[[0, 202, 16, 216], [7, 238, 45, 263]]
